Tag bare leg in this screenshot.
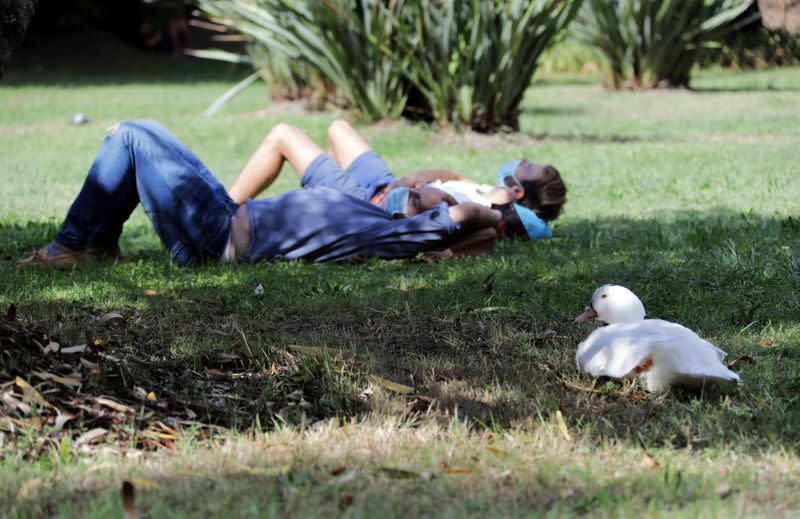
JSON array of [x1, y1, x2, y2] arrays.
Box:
[[326, 119, 374, 169], [228, 123, 324, 204]]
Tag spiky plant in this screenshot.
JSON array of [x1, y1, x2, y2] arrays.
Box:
[[196, 0, 581, 131], [397, 0, 583, 131], [197, 0, 408, 120], [573, 0, 757, 88]]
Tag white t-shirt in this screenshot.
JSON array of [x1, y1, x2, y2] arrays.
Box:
[[427, 180, 494, 207]]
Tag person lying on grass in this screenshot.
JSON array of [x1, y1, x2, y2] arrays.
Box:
[[17, 120, 501, 267], [227, 120, 567, 241]]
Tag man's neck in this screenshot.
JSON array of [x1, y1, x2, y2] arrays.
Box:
[[485, 187, 513, 205]]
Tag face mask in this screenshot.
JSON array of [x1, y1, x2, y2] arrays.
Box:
[[491, 202, 552, 241], [495, 160, 522, 187]]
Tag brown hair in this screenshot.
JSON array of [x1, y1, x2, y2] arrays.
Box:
[[517, 164, 567, 221]]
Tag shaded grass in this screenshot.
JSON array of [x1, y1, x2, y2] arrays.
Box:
[[2, 211, 798, 449], [1, 33, 799, 517]]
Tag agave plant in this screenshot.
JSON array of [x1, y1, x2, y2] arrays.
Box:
[[196, 0, 581, 131], [397, 0, 583, 131], [572, 0, 757, 88], [197, 0, 407, 120]]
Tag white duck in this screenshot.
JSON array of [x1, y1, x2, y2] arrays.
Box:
[[574, 284, 740, 392]]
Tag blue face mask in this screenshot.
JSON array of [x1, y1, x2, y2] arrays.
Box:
[[511, 203, 552, 240], [495, 160, 522, 187], [383, 187, 410, 217]]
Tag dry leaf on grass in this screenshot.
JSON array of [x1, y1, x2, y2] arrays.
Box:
[[141, 429, 178, 441], [96, 312, 124, 325], [2, 392, 32, 414], [96, 397, 135, 414], [80, 358, 100, 370], [15, 377, 52, 408], [641, 452, 661, 468], [205, 368, 230, 380], [2, 416, 42, 430], [368, 375, 415, 394], [33, 371, 81, 388], [485, 446, 510, 458], [76, 428, 107, 445], [287, 344, 343, 357], [727, 355, 753, 368], [560, 377, 600, 393], [54, 414, 73, 431], [555, 409, 572, 441], [438, 460, 476, 474]]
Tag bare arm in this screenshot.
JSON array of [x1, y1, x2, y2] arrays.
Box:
[[390, 168, 476, 189], [419, 203, 500, 260], [447, 202, 502, 231]]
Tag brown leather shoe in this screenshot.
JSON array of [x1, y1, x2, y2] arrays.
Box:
[[87, 244, 121, 261], [15, 242, 119, 268]]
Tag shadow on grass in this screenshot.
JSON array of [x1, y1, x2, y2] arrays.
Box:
[[31, 460, 717, 518], [689, 85, 800, 93], [523, 131, 667, 144], [520, 106, 585, 117], [3, 27, 250, 87], [1, 208, 799, 453]]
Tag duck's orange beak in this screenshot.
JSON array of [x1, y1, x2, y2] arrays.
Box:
[[574, 306, 597, 323]]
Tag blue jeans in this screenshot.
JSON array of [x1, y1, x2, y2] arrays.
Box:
[[55, 120, 238, 266]]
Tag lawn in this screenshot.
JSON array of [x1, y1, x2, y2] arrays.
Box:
[[1, 33, 799, 517]]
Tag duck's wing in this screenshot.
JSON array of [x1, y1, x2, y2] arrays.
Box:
[[643, 320, 741, 383], [576, 321, 741, 384], [576, 323, 659, 379]]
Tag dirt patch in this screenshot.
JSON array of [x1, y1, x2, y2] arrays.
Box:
[[429, 128, 542, 151]]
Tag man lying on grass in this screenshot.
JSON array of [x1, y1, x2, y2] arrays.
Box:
[[227, 119, 567, 241], [17, 120, 501, 267]]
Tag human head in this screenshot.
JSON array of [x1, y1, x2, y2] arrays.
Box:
[[384, 185, 457, 218], [496, 159, 567, 221]]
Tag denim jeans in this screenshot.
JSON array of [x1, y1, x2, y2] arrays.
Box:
[[55, 120, 238, 266]]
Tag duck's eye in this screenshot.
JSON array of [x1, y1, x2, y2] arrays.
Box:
[[601, 294, 607, 299]]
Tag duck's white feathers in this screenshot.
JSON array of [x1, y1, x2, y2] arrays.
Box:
[[576, 319, 740, 392]]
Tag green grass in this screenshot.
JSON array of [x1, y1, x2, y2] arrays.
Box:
[[1, 33, 800, 517]]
